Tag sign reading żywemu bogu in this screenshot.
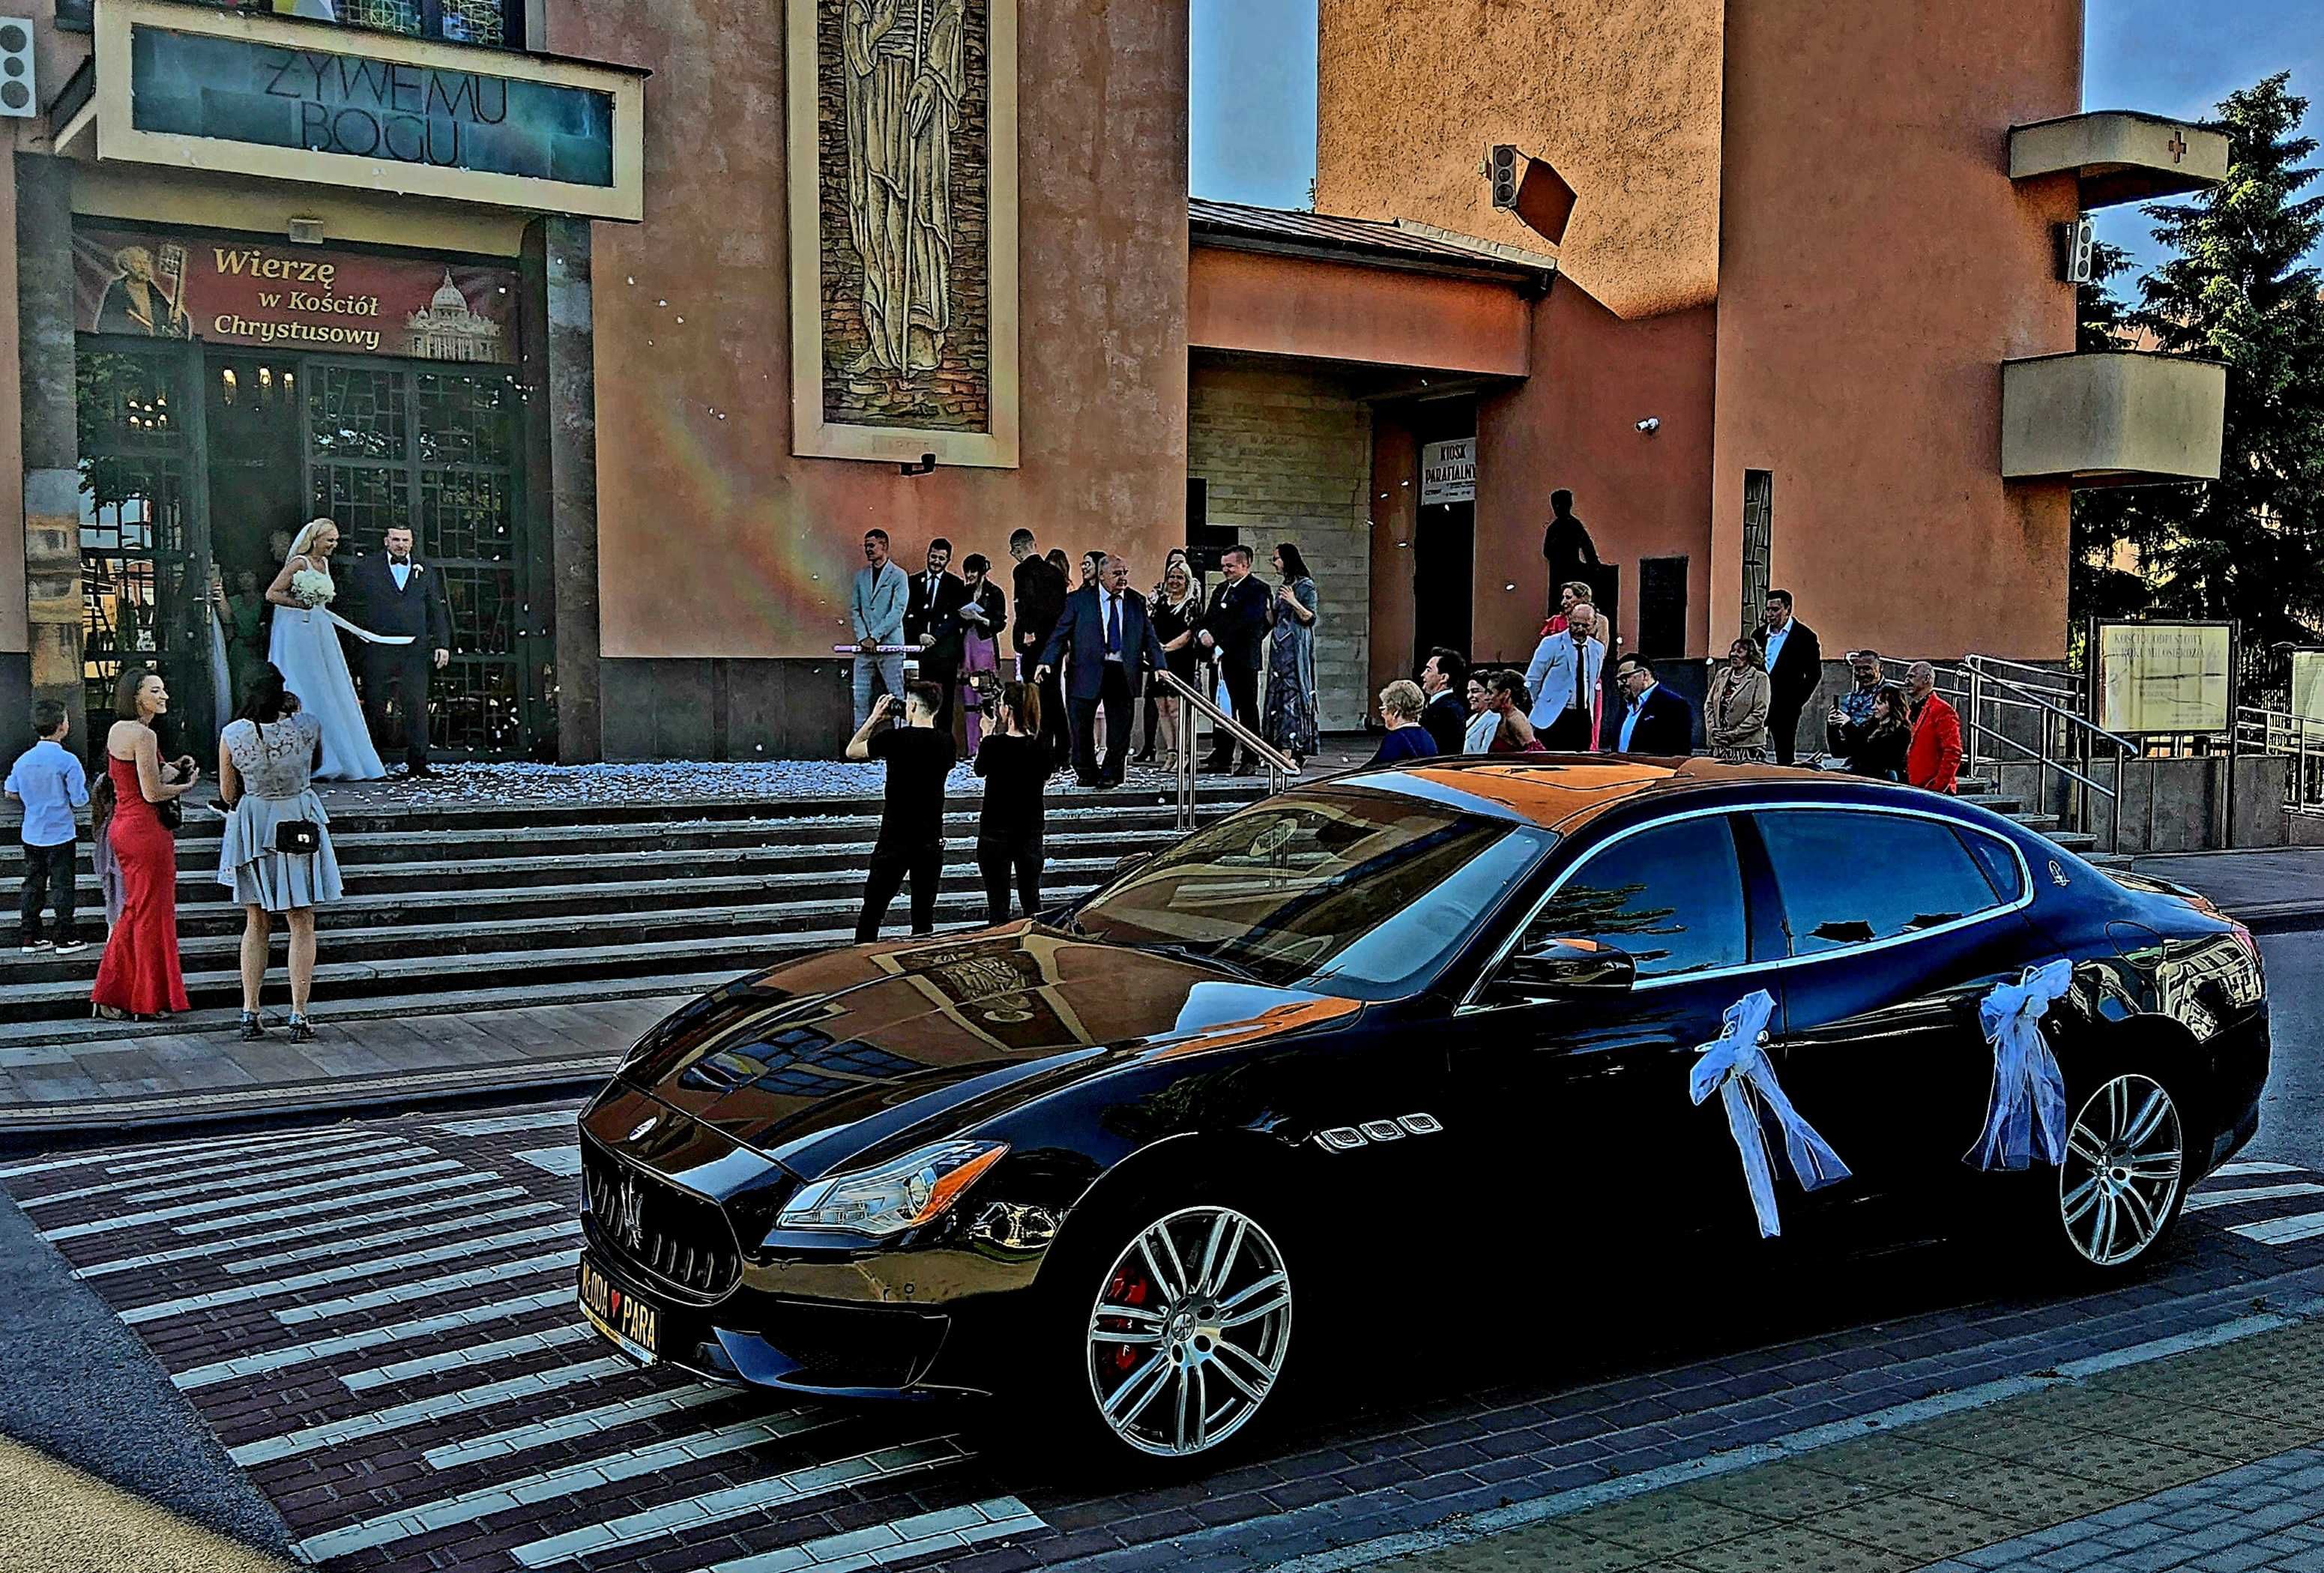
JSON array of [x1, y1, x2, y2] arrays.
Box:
[[74, 226, 517, 363]]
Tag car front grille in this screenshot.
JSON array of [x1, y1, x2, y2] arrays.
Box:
[[582, 1140, 743, 1302]]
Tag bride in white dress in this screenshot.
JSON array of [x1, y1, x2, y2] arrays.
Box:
[[264, 519, 387, 782]]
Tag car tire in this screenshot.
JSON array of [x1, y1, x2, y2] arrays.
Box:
[[1022, 1188, 1297, 1473], [2030, 1060, 2195, 1275]]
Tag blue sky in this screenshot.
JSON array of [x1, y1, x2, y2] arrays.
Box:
[[1189, 0, 2324, 271]]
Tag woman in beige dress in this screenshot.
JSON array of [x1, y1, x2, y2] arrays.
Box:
[[1705, 637, 1772, 761]]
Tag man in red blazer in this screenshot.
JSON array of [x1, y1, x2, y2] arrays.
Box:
[[1904, 661, 1964, 794]]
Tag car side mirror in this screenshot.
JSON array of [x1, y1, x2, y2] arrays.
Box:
[[1488, 938, 1637, 1002]]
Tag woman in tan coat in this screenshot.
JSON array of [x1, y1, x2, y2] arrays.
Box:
[[1706, 637, 1772, 761]]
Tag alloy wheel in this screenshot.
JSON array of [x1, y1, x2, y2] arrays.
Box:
[[2058, 1072, 2184, 1267], [1085, 1205, 1291, 1457]]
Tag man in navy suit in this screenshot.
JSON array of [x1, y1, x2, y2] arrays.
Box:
[[342, 524, 453, 777], [1611, 654, 1697, 755], [1037, 553, 1169, 788]]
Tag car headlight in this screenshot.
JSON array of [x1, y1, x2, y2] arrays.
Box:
[[773, 1140, 1010, 1237]]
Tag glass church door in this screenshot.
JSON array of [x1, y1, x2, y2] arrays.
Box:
[[303, 359, 545, 760], [76, 338, 219, 757]]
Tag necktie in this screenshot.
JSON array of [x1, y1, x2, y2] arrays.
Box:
[[1106, 594, 1123, 654], [390, 557, 410, 568], [1573, 637, 1587, 714]]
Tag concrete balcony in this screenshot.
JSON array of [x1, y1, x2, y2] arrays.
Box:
[[60, 0, 646, 220], [2000, 351, 2226, 487], [2009, 111, 2227, 208]]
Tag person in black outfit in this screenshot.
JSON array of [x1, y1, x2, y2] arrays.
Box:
[[1540, 489, 1601, 617], [1195, 544, 1271, 773], [1007, 531, 1070, 773], [905, 539, 971, 734], [340, 524, 453, 777], [1036, 554, 1171, 788], [848, 682, 957, 942], [972, 680, 1048, 924], [1147, 560, 1204, 767], [1417, 647, 1469, 755], [1760, 588, 1824, 767], [1829, 683, 1913, 781]]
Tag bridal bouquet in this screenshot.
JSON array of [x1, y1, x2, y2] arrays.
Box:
[[288, 569, 335, 610]]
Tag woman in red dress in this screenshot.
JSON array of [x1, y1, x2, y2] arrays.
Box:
[[91, 667, 200, 1019]]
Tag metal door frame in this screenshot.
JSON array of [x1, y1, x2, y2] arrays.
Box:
[[74, 330, 218, 756], [296, 351, 542, 761]]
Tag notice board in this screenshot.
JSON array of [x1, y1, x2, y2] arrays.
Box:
[[2092, 621, 2234, 735]]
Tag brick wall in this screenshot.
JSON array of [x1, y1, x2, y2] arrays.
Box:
[[1189, 361, 1374, 734]]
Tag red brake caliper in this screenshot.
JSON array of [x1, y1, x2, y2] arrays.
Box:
[[1100, 1269, 1150, 1373]]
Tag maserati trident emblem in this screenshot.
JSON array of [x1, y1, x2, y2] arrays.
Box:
[[609, 1172, 648, 1253], [627, 1116, 659, 1143]]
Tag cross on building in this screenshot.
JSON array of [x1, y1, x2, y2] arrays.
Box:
[[2167, 130, 2188, 164]]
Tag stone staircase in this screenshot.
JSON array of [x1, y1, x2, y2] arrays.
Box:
[[1954, 775, 2104, 857], [0, 783, 1267, 1047]]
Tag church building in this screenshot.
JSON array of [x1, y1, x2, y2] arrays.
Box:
[[0, 0, 2226, 760]]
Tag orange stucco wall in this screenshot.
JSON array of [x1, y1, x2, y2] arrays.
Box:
[[1707, 0, 2081, 660], [0, 127, 25, 656], [1189, 248, 1532, 377], [1469, 285, 1718, 666], [1315, 0, 1725, 321], [551, 1, 1190, 661]]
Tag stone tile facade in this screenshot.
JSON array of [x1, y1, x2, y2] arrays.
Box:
[[1189, 361, 1373, 734]]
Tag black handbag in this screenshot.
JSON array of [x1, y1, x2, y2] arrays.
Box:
[[274, 819, 322, 855]]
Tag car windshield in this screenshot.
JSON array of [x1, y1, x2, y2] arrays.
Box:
[[1069, 790, 1554, 1000]]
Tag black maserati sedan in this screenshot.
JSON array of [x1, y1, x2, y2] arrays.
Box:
[[576, 758, 2269, 1464]]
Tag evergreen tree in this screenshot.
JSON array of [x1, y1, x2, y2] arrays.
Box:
[[2126, 73, 2324, 658], [2068, 240, 2155, 626]]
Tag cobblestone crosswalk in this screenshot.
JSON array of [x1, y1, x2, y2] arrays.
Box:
[[8, 1112, 2324, 1573]]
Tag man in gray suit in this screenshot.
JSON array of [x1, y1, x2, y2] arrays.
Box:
[[1524, 601, 1606, 751]]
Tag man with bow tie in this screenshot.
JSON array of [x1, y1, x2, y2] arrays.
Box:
[[344, 525, 453, 779]]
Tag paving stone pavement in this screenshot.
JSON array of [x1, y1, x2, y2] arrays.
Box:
[[1374, 1318, 2324, 1573], [10, 1112, 2324, 1573]]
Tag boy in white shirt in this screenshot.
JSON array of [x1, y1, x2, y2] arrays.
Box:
[[5, 701, 90, 953]]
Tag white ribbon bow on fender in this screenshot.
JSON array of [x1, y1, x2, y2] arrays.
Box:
[[1966, 959, 2074, 1171], [1688, 990, 1853, 1239]]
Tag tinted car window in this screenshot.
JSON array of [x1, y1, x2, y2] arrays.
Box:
[[1958, 827, 2027, 903], [1072, 791, 1554, 1000], [1518, 816, 1748, 979], [1759, 810, 2008, 955]]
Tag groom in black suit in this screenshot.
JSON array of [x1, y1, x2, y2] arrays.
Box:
[[343, 524, 453, 777]]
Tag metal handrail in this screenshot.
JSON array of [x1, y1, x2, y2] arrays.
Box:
[[1963, 661, 2135, 851], [2236, 705, 2324, 813], [1156, 670, 1295, 830]]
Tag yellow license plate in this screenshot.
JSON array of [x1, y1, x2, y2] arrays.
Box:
[[578, 1256, 660, 1365]]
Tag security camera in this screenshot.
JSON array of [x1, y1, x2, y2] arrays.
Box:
[[1636, 417, 1660, 434]]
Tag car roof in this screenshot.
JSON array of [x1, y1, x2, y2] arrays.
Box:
[[1327, 756, 1853, 836]]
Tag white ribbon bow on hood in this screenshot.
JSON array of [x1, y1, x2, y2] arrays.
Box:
[[1966, 958, 2074, 1171], [1689, 990, 1852, 1239]]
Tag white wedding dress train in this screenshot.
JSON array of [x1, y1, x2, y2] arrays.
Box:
[[268, 603, 387, 781]]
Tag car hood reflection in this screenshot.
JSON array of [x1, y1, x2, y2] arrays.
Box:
[[627, 925, 1357, 1168]]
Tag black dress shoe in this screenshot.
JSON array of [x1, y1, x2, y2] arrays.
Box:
[[1131, 749, 1156, 764], [406, 764, 438, 779], [1075, 775, 1104, 789]]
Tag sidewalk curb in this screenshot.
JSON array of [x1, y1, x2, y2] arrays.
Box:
[[2233, 900, 2324, 934], [0, 1057, 610, 1156]]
